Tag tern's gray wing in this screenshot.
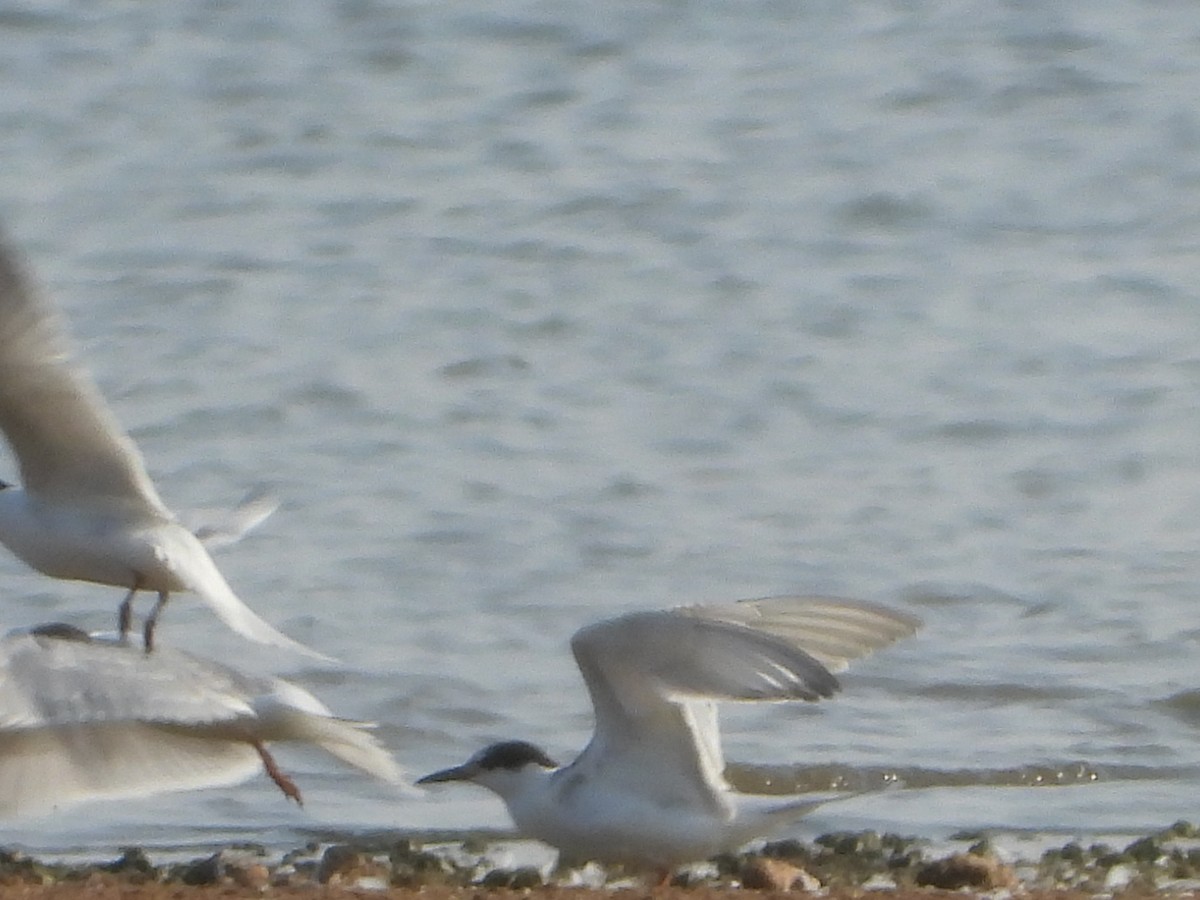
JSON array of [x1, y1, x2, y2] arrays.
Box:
[[0, 237, 167, 508], [0, 723, 265, 818], [0, 630, 404, 817], [568, 598, 919, 814], [679, 596, 921, 674], [0, 631, 260, 730], [568, 609, 843, 815]]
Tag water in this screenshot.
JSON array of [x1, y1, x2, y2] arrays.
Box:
[[2, 0, 1200, 857]]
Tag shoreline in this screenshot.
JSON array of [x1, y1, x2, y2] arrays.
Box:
[[4, 823, 1200, 897]]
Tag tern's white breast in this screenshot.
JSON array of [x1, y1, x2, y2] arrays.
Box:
[[0, 489, 182, 590], [505, 766, 736, 869]]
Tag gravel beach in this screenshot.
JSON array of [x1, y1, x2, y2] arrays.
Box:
[[0, 884, 1173, 900], [6, 824, 1200, 899]]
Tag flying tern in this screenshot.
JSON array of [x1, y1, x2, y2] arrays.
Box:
[[0, 623, 405, 817], [419, 596, 919, 878], [0, 233, 324, 658]]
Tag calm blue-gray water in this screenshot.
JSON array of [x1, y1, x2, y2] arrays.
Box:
[[2, 0, 1200, 858]]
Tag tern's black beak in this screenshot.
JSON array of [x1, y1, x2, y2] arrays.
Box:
[[416, 764, 475, 785]]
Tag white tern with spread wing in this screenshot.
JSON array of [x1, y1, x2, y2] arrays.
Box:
[[419, 596, 919, 877], [0, 623, 404, 816]]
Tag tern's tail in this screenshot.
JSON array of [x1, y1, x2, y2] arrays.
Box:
[[733, 790, 863, 847], [267, 706, 409, 787], [175, 529, 335, 662], [205, 586, 335, 663]]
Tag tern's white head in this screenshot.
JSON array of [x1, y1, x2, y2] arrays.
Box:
[[417, 740, 558, 799]]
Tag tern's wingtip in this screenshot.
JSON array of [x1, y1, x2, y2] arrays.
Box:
[[296, 644, 341, 665]]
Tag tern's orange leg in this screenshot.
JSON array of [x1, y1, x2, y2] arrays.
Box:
[[253, 740, 303, 806]]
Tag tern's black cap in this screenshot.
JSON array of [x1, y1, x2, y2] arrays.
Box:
[[475, 740, 558, 771]]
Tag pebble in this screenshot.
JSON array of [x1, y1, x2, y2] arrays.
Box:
[[1103, 863, 1136, 891], [741, 857, 821, 891], [915, 852, 1018, 890], [317, 845, 390, 885]]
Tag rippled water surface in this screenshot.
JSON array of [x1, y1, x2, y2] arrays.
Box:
[[3, 0, 1200, 856]]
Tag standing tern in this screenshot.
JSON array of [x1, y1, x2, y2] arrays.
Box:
[[0, 623, 405, 817], [0, 233, 324, 658], [419, 596, 919, 878]]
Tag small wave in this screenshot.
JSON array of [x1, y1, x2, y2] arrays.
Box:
[[725, 760, 1196, 795]]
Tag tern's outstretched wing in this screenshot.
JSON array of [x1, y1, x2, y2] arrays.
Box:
[[568, 609, 835, 815], [680, 596, 921, 675], [0, 630, 404, 817], [0, 236, 167, 508], [0, 724, 263, 818], [568, 597, 918, 815]]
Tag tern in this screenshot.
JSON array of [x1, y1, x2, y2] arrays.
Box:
[[419, 596, 919, 878], [0, 233, 324, 658], [0, 623, 405, 817]]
